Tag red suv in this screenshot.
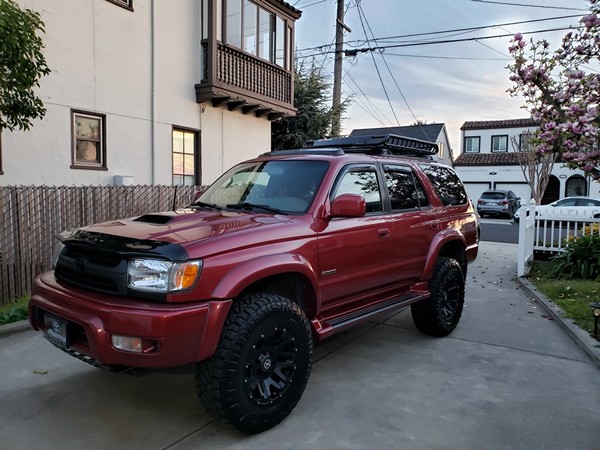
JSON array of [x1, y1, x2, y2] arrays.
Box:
[[29, 134, 478, 433]]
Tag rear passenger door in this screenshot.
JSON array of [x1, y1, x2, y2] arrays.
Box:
[[383, 164, 437, 283]]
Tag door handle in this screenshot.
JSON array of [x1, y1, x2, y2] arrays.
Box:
[[378, 228, 390, 239]]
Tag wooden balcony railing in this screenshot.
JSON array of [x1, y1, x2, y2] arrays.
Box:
[[196, 41, 295, 118]]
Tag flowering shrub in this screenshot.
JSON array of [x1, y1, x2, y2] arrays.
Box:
[[507, 0, 600, 181]]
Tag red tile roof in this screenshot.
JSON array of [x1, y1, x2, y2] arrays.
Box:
[[454, 152, 520, 166], [461, 118, 538, 130]]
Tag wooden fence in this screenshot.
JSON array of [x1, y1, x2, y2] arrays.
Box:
[[0, 185, 203, 305]]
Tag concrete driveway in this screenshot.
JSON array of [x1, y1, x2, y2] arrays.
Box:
[[2, 242, 600, 449]]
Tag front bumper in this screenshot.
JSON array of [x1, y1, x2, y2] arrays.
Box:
[[29, 272, 232, 369]]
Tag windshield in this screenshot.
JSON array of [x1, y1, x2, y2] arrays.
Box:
[[196, 160, 329, 214]]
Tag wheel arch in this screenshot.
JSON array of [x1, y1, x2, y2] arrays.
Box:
[[422, 233, 468, 280], [211, 254, 320, 319]]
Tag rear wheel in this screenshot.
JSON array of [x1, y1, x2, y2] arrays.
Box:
[[195, 293, 313, 434], [411, 257, 465, 337]]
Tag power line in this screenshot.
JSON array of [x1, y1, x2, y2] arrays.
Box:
[[469, 0, 588, 11], [343, 25, 582, 56], [297, 14, 581, 53], [355, 0, 401, 126], [384, 52, 509, 61]]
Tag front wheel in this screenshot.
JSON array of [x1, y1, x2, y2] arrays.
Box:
[[195, 293, 313, 434], [411, 257, 465, 337]]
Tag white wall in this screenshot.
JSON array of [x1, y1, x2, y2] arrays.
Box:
[[462, 125, 537, 152], [2, 0, 273, 187], [201, 107, 271, 185]]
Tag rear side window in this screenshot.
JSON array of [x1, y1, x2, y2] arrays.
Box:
[[419, 164, 468, 206], [384, 165, 429, 210]]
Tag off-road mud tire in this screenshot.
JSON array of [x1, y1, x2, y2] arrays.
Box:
[[411, 257, 465, 337], [195, 293, 313, 434]]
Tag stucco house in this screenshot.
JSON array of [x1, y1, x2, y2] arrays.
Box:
[[1, 0, 301, 187], [453, 118, 600, 204], [350, 123, 454, 167]]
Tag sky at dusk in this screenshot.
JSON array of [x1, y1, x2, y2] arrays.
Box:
[[292, 0, 592, 154]]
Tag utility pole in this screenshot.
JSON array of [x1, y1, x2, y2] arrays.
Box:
[[332, 0, 350, 137]]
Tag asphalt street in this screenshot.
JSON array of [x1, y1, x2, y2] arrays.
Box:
[[1, 241, 600, 449]]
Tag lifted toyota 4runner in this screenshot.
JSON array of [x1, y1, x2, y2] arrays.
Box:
[[29, 134, 478, 433]]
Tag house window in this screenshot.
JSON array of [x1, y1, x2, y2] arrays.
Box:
[[106, 0, 133, 11], [491, 135, 508, 152], [71, 110, 107, 170], [519, 131, 533, 151], [172, 128, 199, 186], [223, 0, 288, 69], [464, 136, 480, 153]]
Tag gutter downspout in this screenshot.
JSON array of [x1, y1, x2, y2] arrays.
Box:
[[150, 0, 157, 185]]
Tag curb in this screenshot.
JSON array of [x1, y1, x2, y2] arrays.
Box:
[[517, 276, 600, 368], [0, 320, 31, 337]]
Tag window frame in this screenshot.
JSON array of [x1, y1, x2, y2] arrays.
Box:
[[222, 0, 288, 69], [491, 135, 508, 153], [106, 0, 134, 11], [383, 164, 430, 212], [330, 164, 384, 215], [172, 126, 201, 186], [71, 110, 107, 171], [464, 136, 480, 153]]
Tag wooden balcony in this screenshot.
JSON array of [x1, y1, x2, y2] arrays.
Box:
[[196, 42, 295, 120], [195, 0, 300, 121]]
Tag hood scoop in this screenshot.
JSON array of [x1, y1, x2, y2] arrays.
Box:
[[133, 214, 172, 225]]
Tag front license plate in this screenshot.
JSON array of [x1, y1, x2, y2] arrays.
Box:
[[44, 313, 69, 348]]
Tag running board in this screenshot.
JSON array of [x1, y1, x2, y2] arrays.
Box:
[[314, 292, 428, 339]]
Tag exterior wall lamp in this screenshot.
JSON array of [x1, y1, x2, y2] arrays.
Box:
[[590, 302, 600, 337]]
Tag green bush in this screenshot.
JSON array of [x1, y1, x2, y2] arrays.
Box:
[[550, 234, 600, 280], [0, 296, 29, 325]]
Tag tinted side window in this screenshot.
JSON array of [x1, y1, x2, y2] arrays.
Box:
[[419, 164, 468, 206], [332, 168, 383, 213], [384, 165, 429, 210]]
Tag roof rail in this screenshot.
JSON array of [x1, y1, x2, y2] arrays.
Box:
[[304, 134, 438, 157]]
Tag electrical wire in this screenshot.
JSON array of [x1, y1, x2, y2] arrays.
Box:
[[297, 14, 582, 53], [470, 0, 588, 11]]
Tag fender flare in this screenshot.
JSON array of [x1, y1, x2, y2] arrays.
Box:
[[421, 231, 467, 281], [211, 253, 321, 309]]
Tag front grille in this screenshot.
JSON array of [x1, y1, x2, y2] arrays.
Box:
[[55, 244, 128, 296]]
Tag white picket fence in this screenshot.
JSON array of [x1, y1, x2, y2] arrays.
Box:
[[517, 200, 600, 276]]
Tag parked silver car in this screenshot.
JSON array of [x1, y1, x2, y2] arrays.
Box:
[[476, 190, 521, 219]]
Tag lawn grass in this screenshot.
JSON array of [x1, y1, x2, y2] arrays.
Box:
[[0, 296, 29, 325], [527, 261, 600, 336]]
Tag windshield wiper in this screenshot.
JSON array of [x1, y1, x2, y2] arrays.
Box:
[[190, 201, 222, 210], [226, 202, 286, 215]]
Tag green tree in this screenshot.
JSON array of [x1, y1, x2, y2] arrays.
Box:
[[0, 0, 50, 131], [272, 62, 347, 150], [507, 0, 600, 181]]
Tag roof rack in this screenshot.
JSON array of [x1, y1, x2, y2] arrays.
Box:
[[304, 134, 438, 157]]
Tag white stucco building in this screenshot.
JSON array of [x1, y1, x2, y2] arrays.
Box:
[[454, 118, 600, 204], [1, 0, 301, 186]]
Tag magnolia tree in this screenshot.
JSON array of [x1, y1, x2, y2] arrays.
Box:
[[507, 0, 600, 183]]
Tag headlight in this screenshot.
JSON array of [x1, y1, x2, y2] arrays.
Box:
[[51, 241, 66, 270], [127, 259, 202, 293]]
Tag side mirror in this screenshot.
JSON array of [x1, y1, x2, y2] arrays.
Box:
[[327, 194, 366, 219], [194, 190, 203, 201]]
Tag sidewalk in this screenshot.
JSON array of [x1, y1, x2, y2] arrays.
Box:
[[2, 241, 600, 449]]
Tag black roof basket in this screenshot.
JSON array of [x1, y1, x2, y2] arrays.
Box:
[[304, 134, 438, 157]]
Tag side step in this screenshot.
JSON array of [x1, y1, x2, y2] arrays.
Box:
[[314, 292, 428, 339]]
